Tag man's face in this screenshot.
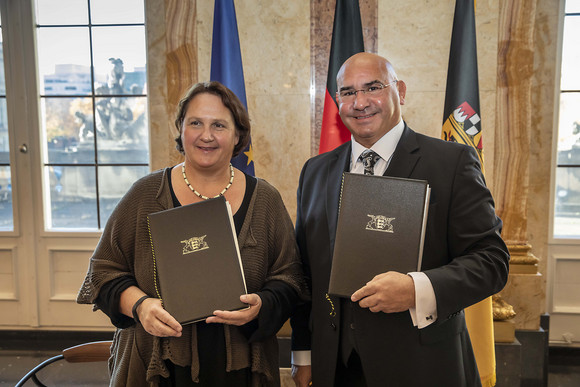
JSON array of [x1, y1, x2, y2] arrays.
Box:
[[336, 58, 406, 148]]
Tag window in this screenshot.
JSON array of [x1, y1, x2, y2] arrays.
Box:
[[554, 0, 580, 238], [0, 15, 13, 231], [36, 0, 149, 230]]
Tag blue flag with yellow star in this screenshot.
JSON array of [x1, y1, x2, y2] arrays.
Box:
[[210, 0, 255, 175]]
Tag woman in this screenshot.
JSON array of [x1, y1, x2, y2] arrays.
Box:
[[77, 81, 307, 386]]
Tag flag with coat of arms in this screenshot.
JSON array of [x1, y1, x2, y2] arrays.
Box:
[[442, 1, 495, 386]]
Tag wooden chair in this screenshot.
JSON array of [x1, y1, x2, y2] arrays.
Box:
[[15, 340, 112, 387]]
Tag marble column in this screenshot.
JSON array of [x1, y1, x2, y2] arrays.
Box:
[[146, 0, 196, 171], [493, 0, 543, 330]]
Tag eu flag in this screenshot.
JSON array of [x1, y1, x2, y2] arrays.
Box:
[[211, 0, 255, 175]]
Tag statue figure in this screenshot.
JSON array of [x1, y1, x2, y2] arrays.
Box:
[[75, 111, 94, 142], [92, 58, 142, 143]]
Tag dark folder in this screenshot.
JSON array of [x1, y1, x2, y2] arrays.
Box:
[[328, 173, 431, 298], [147, 196, 247, 325]]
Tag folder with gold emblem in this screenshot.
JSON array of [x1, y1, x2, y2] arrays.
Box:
[[147, 196, 247, 324], [328, 173, 431, 298]]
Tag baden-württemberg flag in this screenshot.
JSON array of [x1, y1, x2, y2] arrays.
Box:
[[442, 1, 495, 386], [442, 0, 483, 166], [318, 0, 364, 154], [211, 0, 255, 175]]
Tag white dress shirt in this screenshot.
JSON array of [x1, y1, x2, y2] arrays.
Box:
[[292, 120, 437, 366]]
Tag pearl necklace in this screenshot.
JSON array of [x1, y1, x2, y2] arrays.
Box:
[[182, 163, 234, 200]]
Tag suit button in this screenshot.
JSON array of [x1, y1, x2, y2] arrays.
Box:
[[331, 323, 336, 330], [350, 323, 355, 330]]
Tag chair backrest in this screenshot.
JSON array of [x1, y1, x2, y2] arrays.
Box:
[[62, 340, 112, 363], [15, 340, 113, 387]]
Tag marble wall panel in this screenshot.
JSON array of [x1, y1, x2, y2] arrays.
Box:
[[378, 1, 455, 92], [196, 0, 311, 219], [196, 2, 212, 81], [481, 89, 497, 190], [377, 0, 498, 183], [248, 93, 311, 219], [399, 90, 446, 138]]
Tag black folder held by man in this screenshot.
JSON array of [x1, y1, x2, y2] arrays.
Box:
[[328, 173, 431, 298], [147, 196, 247, 325]]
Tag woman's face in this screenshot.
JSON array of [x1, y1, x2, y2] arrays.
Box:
[[180, 93, 239, 171]]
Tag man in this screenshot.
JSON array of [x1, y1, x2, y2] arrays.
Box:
[[290, 52, 509, 387]]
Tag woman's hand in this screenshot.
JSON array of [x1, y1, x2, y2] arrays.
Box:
[[137, 297, 183, 337], [206, 293, 262, 325]]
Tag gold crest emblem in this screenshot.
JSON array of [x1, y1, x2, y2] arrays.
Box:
[[366, 215, 395, 233], [181, 235, 209, 254]]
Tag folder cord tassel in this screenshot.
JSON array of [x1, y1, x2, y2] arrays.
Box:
[[325, 293, 336, 317], [147, 217, 163, 305]]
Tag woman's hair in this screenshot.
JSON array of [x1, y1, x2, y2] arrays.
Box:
[[174, 81, 251, 157]]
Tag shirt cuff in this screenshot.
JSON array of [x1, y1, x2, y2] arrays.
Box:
[[407, 272, 437, 329], [291, 350, 311, 366]]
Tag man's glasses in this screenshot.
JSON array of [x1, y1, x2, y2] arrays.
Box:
[[338, 80, 398, 101]]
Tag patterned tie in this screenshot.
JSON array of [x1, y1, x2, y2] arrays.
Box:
[[360, 149, 381, 175]]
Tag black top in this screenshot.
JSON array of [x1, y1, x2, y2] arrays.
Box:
[[95, 168, 299, 385]]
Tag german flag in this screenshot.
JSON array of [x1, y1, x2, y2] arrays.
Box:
[[318, 0, 364, 154], [442, 1, 495, 386]]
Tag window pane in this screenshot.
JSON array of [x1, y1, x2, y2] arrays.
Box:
[[0, 20, 12, 231], [46, 166, 97, 229], [37, 27, 91, 96], [42, 97, 95, 164], [90, 0, 144, 24], [561, 16, 580, 91], [35, 0, 88, 25], [0, 166, 13, 231], [566, 0, 580, 13], [554, 167, 580, 238], [92, 26, 146, 96], [98, 166, 148, 225], [0, 26, 5, 95], [96, 96, 149, 164], [0, 98, 9, 164], [557, 93, 580, 165]]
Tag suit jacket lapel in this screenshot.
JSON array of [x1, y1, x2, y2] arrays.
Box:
[[326, 142, 351, 251], [385, 124, 420, 178]]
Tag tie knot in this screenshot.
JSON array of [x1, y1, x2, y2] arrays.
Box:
[[360, 150, 381, 175]]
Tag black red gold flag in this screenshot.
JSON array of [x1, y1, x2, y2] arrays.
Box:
[[319, 0, 364, 154]]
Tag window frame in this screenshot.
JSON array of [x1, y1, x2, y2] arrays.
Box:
[[550, 1, 580, 244], [34, 0, 150, 231]]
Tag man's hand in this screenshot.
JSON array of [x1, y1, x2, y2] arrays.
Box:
[[138, 297, 183, 337], [351, 271, 415, 313], [292, 364, 312, 387], [206, 294, 262, 325]]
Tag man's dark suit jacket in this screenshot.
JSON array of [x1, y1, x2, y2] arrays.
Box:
[[291, 124, 510, 387]]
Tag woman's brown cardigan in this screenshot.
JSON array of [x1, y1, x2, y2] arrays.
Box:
[[78, 168, 307, 386]]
